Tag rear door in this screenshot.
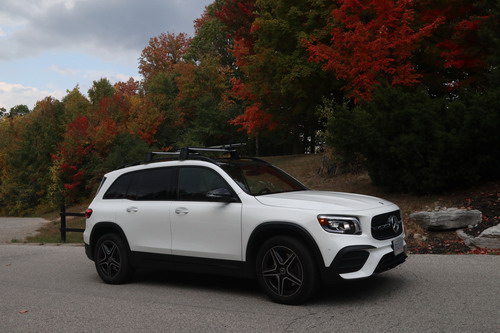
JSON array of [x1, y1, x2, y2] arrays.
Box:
[[114, 167, 175, 254]]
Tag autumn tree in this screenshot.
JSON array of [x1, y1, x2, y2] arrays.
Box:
[[88, 78, 115, 105], [216, 0, 336, 154], [2, 98, 65, 213], [139, 32, 190, 81], [9, 105, 30, 117], [307, 0, 444, 102], [186, 0, 235, 67], [320, 0, 500, 192]]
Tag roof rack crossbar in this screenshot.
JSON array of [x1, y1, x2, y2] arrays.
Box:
[[144, 151, 180, 163], [143, 146, 242, 165], [180, 147, 239, 161]]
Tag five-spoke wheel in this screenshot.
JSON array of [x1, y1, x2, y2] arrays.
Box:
[[94, 233, 133, 284], [256, 236, 318, 304]]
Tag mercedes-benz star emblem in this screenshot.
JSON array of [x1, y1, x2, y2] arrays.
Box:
[[388, 215, 400, 233]]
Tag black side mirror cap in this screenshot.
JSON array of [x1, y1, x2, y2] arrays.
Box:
[[206, 188, 239, 203]]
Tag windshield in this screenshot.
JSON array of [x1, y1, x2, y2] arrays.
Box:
[[219, 161, 307, 196]]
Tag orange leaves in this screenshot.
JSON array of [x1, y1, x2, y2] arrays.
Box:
[[307, 0, 444, 102], [126, 96, 164, 145], [139, 32, 191, 81]]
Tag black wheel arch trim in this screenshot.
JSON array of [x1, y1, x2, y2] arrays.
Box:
[[245, 222, 325, 278], [87, 222, 131, 261]]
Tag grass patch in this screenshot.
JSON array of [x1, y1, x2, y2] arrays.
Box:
[[26, 217, 86, 244], [26, 203, 89, 244]]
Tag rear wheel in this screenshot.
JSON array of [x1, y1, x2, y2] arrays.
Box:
[[256, 236, 318, 305], [94, 233, 133, 284]]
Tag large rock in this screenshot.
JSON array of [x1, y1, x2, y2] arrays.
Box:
[[410, 208, 482, 231], [457, 224, 500, 249]]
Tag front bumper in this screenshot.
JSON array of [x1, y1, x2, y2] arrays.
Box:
[[320, 239, 407, 283]]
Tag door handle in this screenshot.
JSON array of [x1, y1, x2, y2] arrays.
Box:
[[126, 207, 138, 213], [175, 207, 189, 215]]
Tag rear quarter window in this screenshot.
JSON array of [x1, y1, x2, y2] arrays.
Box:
[[103, 173, 133, 199], [103, 167, 175, 201]]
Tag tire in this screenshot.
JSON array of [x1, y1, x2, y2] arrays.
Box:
[[256, 236, 318, 305], [94, 233, 133, 284]]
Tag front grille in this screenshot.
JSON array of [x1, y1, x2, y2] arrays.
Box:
[[371, 210, 403, 240]]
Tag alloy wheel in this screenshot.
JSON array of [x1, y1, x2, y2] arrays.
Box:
[[261, 245, 304, 297], [97, 240, 121, 279]]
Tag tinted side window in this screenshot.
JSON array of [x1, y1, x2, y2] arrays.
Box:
[[128, 168, 175, 201], [178, 167, 231, 201], [103, 173, 133, 199]]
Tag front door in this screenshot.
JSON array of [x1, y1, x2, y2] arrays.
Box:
[[171, 166, 242, 260]]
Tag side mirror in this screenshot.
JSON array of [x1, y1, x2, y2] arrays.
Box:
[[206, 188, 238, 203]]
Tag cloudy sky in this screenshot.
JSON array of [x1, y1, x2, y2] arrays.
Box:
[[0, 0, 212, 110]]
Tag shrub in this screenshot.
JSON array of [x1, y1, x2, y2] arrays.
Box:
[[327, 82, 500, 193]]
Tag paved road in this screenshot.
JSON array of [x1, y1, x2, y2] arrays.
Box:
[[1, 245, 499, 333], [0, 217, 50, 243]]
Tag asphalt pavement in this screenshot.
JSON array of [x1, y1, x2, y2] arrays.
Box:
[[1, 244, 499, 332]]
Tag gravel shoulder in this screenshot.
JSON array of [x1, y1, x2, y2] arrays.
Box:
[[0, 217, 50, 243]]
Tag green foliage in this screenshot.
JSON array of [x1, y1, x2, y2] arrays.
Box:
[[327, 83, 500, 193], [62, 86, 90, 122], [88, 78, 115, 105], [86, 133, 150, 187], [2, 98, 65, 214], [9, 105, 30, 117]]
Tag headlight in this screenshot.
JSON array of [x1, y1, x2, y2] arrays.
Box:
[[317, 215, 361, 234]]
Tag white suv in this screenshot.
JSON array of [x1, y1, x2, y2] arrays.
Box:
[[84, 147, 406, 304]]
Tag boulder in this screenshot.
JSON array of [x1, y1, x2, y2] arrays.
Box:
[[457, 224, 500, 249], [410, 208, 482, 231]]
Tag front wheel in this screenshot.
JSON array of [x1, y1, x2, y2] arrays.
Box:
[[256, 236, 318, 305], [94, 233, 133, 284]]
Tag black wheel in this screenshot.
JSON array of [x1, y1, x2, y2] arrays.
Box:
[[94, 233, 133, 284], [256, 236, 318, 305]]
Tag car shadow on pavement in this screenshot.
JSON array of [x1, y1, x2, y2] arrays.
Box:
[[132, 268, 262, 297], [314, 273, 408, 305], [130, 268, 407, 305]]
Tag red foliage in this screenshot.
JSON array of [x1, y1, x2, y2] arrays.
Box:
[[307, 0, 444, 102], [216, 0, 256, 40], [230, 103, 277, 134], [216, 1, 280, 135], [438, 16, 489, 70], [54, 115, 93, 196], [228, 78, 276, 134], [139, 32, 191, 80], [114, 78, 140, 98]]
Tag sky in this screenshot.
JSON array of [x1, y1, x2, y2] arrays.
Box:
[[0, 0, 213, 111]]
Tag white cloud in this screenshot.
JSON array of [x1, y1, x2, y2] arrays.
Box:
[[49, 64, 139, 85], [0, 82, 65, 110], [0, 0, 211, 63], [0, 0, 210, 109]]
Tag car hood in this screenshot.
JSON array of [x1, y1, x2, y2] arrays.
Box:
[[255, 190, 394, 212]]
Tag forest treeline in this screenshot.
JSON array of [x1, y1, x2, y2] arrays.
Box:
[[1, 0, 499, 214]]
